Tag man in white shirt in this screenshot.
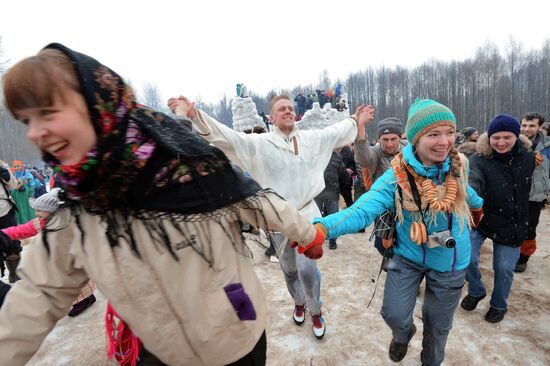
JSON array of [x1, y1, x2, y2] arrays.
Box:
[[168, 95, 373, 339]]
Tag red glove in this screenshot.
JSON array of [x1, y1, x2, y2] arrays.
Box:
[[470, 208, 483, 228], [290, 223, 327, 260]]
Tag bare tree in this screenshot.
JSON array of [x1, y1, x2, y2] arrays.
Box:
[[141, 82, 168, 113]]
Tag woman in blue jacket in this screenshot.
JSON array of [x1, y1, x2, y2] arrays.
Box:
[[314, 99, 483, 366]]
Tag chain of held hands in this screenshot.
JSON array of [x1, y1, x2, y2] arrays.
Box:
[[165, 96, 375, 260], [167, 96, 376, 126]]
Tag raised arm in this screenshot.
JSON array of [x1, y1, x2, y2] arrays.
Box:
[[168, 96, 257, 171]]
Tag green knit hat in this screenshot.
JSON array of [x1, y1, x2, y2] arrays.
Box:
[[406, 98, 457, 144]]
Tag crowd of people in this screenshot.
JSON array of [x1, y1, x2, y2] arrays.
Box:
[[293, 84, 347, 120], [0, 43, 547, 366]]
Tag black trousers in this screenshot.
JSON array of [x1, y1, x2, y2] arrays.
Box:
[[526, 201, 545, 240], [137, 331, 267, 366], [0, 208, 22, 253]]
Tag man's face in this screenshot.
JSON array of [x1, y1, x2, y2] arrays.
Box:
[[469, 131, 479, 141], [520, 118, 540, 139], [270, 99, 296, 131], [379, 133, 401, 155]]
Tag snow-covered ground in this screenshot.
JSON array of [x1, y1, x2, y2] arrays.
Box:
[[7, 208, 549, 365]]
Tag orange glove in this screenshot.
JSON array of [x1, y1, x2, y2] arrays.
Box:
[[470, 208, 483, 228], [535, 152, 544, 166], [290, 223, 327, 260]]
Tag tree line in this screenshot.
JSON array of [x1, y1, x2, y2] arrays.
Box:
[[197, 38, 550, 138], [1, 37, 549, 165]]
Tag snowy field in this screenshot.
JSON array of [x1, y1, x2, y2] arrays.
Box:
[[5, 208, 549, 365]]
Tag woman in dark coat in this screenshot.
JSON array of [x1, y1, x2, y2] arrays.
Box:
[[462, 114, 537, 323]]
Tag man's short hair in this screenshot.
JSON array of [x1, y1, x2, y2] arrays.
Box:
[[521, 112, 545, 126], [253, 125, 266, 134], [269, 95, 292, 114]]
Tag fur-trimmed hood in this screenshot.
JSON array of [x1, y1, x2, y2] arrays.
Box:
[[475, 132, 532, 157], [457, 141, 477, 156]]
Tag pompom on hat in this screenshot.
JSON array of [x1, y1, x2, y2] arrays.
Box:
[[405, 98, 457, 144], [31, 188, 63, 213], [487, 114, 520, 137]]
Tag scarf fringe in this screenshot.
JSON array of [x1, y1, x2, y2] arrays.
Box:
[[42, 189, 281, 266]]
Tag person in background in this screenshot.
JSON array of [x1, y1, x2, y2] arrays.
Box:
[[355, 116, 407, 256], [540, 122, 550, 136], [514, 112, 550, 272], [314, 149, 348, 250], [339, 144, 356, 208], [10, 160, 35, 225], [462, 114, 537, 323], [457, 127, 479, 157], [1, 188, 98, 317], [0, 160, 21, 284]]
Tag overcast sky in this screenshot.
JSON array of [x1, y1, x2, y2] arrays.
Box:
[[1, 0, 549, 104]]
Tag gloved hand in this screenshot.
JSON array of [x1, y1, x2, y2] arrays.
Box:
[[290, 223, 327, 260], [535, 152, 544, 166], [470, 208, 483, 228]]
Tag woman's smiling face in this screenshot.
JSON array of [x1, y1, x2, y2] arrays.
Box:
[[16, 90, 97, 165]]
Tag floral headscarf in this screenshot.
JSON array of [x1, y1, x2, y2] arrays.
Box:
[[44, 43, 260, 215], [40, 43, 267, 257]]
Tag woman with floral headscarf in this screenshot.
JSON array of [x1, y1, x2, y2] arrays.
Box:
[[0, 44, 325, 366]]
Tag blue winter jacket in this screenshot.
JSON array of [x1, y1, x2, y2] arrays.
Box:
[[313, 144, 484, 272]]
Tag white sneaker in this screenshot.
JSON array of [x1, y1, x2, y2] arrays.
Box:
[[312, 313, 326, 339], [269, 255, 279, 263], [293, 304, 305, 325]]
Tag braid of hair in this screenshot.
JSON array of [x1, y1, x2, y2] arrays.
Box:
[[449, 147, 462, 177]]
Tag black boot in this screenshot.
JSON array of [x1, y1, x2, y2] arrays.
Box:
[[460, 293, 486, 311], [5, 253, 21, 283], [388, 324, 416, 362], [264, 244, 276, 257], [485, 306, 507, 323]]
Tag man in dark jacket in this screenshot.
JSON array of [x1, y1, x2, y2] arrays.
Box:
[[315, 150, 348, 249], [462, 114, 536, 323], [515, 112, 550, 272], [0, 161, 21, 284], [0, 231, 19, 307], [339, 145, 356, 208]]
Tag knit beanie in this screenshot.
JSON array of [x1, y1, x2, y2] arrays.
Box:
[[462, 127, 477, 139], [487, 114, 520, 137], [377, 117, 403, 138], [405, 98, 457, 144], [31, 188, 63, 213]]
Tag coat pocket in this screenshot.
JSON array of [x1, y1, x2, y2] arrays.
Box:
[[224, 283, 256, 321]]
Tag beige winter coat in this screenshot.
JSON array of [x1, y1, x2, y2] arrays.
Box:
[[0, 191, 317, 366]]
